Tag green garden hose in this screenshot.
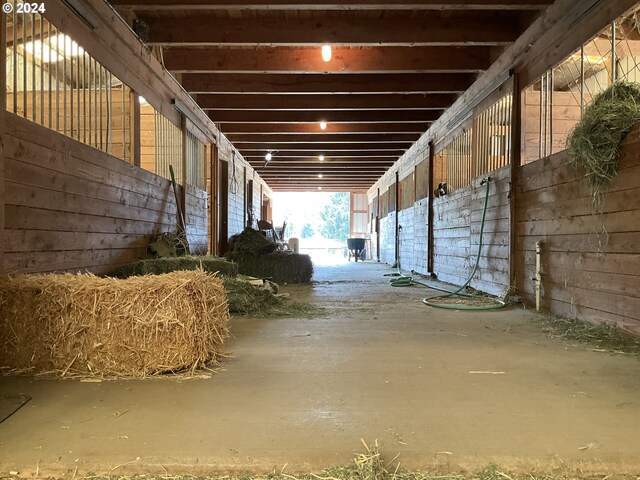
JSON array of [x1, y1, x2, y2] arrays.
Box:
[[388, 178, 506, 310]]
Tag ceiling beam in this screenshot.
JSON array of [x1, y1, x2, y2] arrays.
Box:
[[237, 142, 410, 150], [196, 93, 458, 111], [229, 134, 420, 144], [219, 123, 429, 134], [143, 14, 520, 47], [163, 46, 491, 73], [208, 110, 441, 123], [243, 151, 402, 157], [247, 158, 397, 164], [182, 73, 476, 94], [111, 1, 552, 11]]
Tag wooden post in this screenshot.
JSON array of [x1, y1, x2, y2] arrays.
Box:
[[427, 141, 435, 274], [180, 115, 188, 225], [509, 73, 522, 293], [219, 160, 229, 254], [210, 143, 219, 255], [394, 170, 400, 267], [0, 10, 6, 274], [376, 188, 380, 262], [131, 91, 141, 167]]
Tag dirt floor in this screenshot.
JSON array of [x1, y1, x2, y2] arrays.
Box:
[[1, 262, 640, 477]]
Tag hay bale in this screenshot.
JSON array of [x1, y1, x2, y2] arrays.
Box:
[[231, 227, 276, 255], [111, 255, 238, 279], [0, 270, 229, 378], [227, 251, 314, 284]]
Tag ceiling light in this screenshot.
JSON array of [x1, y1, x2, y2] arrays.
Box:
[[321, 44, 332, 63], [265, 152, 273, 162], [318, 186, 322, 190], [318, 174, 323, 178], [319, 121, 328, 130], [319, 155, 325, 161]]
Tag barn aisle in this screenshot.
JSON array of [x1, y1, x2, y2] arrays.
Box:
[[1, 262, 640, 476]]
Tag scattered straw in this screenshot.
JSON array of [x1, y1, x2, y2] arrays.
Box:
[[0, 270, 229, 379], [223, 278, 324, 318], [567, 81, 640, 200], [538, 315, 640, 356]]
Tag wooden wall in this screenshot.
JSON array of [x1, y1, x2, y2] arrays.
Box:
[[185, 184, 208, 254], [3, 113, 206, 275], [432, 166, 510, 296], [515, 124, 640, 335]]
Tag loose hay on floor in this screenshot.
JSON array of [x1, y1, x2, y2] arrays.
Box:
[[0, 270, 229, 379], [111, 255, 238, 278], [223, 277, 324, 318], [227, 251, 314, 284]]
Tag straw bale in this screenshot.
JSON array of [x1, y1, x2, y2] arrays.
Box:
[[226, 251, 314, 284], [0, 270, 229, 379]]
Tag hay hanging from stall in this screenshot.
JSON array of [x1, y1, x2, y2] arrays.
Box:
[[231, 227, 277, 256], [111, 255, 238, 279], [0, 270, 229, 379], [227, 251, 314, 284], [567, 81, 640, 199]]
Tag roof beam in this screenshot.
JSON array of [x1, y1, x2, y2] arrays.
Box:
[[242, 150, 403, 157], [220, 123, 429, 134], [208, 110, 441, 123], [182, 73, 476, 94], [237, 142, 410, 150], [144, 14, 520, 47], [196, 93, 458, 111], [229, 134, 420, 144], [163, 46, 491, 73], [111, 1, 552, 11]]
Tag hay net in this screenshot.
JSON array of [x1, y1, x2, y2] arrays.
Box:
[[0, 270, 229, 379]]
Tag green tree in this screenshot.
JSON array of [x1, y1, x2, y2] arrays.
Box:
[[300, 223, 314, 239], [320, 192, 350, 242]]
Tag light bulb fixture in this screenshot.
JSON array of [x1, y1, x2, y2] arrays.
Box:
[[265, 152, 273, 162], [319, 155, 325, 161], [319, 121, 328, 130], [318, 186, 322, 190], [318, 174, 323, 179], [321, 44, 332, 63]]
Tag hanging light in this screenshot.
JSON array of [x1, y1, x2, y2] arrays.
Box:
[[318, 174, 323, 179], [318, 186, 322, 190], [319, 121, 328, 130], [265, 152, 273, 162], [319, 155, 325, 161], [321, 44, 332, 62]]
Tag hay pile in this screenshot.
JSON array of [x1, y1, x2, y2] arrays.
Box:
[[111, 255, 238, 278], [227, 251, 314, 284], [0, 270, 228, 378], [231, 227, 277, 255], [568, 81, 640, 197], [223, 277, 323, 317]]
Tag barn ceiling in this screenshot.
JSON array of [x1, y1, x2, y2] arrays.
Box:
[[109, 0, 553, 191]]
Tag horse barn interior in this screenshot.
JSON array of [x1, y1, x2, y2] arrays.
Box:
[[2, 0, 640, 478]]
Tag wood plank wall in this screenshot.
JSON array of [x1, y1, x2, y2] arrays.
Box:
[[432, 166, 510, 296], [3, 113, 206, 275], [185, 184, 208, 254], [515, 124, 640, 335]]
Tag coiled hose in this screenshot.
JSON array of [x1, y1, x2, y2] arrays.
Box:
[[388, 178, 506, 310]]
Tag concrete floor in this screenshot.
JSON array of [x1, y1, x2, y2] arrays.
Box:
[[2, 262, 640, 477]]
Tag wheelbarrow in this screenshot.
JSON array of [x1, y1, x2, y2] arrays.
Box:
[[347, 238, 366, 262]]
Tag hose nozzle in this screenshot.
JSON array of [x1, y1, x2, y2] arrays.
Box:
[[480, 176, 492, 186]]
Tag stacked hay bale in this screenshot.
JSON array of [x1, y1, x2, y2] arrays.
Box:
[[227, 228, 314, 284], [111, 255, 238, 278], [0, 270, 228, 378]]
